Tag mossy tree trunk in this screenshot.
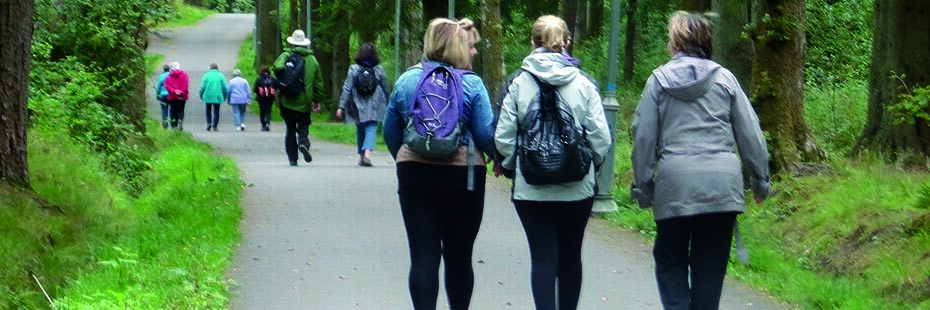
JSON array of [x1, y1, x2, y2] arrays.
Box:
[[481, 0, 503, 104], [750, 0, 825, 173], [0, 0, 33, 188], [560, 0, 577, 54], [255, 0, 281, 71], [399, 0, 423, 69], [622, 0, 637, 83], [712, 0, 754, 94], [855, 0, 930, 162]]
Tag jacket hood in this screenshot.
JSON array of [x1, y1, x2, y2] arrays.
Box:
[[653, 54, 722, 101], [169, 69, 186, 78], [520, 48, 578, 86]]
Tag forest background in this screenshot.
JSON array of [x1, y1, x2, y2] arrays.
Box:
[[1, 0, 929, 309]]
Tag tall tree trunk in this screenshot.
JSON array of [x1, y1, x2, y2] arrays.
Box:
[[855, 0, 930, 161], [587, 0, 604, 39], [679, 0, 711, 11], [422, 0, 447, 21], [622, 0, 637, 83], [481, 0, 503, 106], [288, 0, 299, 34], [750, 0, 824, 173], [561, 0, 577, 54], [255, 0, 281, 71], [712, 0, 753, 94], [299, 0, 308, 33], [0, 0, 33, 188], [331, 32, 350, 113], [400, 0, 423, 69], [356, 0, 379, 43], [575, 0, 588, 43]]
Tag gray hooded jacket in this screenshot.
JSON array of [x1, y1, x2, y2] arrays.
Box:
[[630, 54, 770, 221]]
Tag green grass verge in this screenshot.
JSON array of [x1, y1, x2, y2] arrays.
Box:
[[160, 2, 214, 28], [1, 121, 242, 309]]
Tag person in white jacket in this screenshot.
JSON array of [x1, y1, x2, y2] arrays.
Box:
[[631, 11, 770, 310], [494, 15, 612, 310]]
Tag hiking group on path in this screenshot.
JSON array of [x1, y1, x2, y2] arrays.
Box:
[[149, 12, 784, 310]]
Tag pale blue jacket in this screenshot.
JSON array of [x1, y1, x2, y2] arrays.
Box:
[[383, 62, 496, 162]]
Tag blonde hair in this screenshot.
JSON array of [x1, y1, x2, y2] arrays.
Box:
[[458, 18, 481, 46], [422, 18, 471, 68], [532, 15, 569, 52], [667, 11, 716, 59]]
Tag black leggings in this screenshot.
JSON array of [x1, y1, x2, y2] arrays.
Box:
[[397, 162, 486, 310], [514, 198, 594, 310]]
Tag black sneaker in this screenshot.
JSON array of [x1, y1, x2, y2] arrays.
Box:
[[206, 126, 212, 131], [298, 144, 312, 163], [289, 161, 298, 166]]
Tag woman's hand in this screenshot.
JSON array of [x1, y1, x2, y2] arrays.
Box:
[[336, 108, 344, 120]]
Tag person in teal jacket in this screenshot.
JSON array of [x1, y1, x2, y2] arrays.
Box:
[[155, 64, 171, 128], [199, 63, 228, 131], [273, 30, 324, 166]]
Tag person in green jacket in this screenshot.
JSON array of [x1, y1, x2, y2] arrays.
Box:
[[200, 63, 228, 131], [273, 30, 324, 166]]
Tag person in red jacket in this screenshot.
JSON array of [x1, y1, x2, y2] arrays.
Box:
[[163, 61, 190, 130]]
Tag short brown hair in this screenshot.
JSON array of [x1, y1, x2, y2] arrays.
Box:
[[667, 11, 716, 59]]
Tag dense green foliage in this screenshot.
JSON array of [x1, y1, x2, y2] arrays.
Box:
[[1, 3, 241, 308]]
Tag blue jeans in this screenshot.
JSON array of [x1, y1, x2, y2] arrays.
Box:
[[356, 121, 378, 155], [205, 103, 220, 128], [159, 101, 170, 128], [231, 104, 247, 127]]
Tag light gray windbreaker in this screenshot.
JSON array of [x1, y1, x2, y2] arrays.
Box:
[[496, 50, 613, 201], [630, 54, 770, 221]]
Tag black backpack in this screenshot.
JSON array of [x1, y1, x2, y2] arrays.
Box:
[[354, 66, 379, 96], [275, 52, 305, 99], [517, 72, 592, 185]]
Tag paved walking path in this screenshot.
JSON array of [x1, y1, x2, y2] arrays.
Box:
[[147, 14, 788, 310]]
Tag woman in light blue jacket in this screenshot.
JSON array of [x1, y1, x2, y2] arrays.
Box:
[[382, 18, 496, 310], [630, 11, 770, 310], [227, 69, 252, 131], [494, 15, 612, 310]]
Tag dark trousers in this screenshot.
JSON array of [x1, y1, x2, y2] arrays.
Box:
[[258, 99, 273, 128], [167, 99, 187, 129], [653, 212, 738, 310], [205, 103, 220, 128], [514, 198, 594, 310], [279, 106, 311, 163], [397, 162, 487, 310]]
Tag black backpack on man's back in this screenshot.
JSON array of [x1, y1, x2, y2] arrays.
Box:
[[275, 52, 305, 99]]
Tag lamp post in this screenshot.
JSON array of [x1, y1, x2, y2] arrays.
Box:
[[448, 0, 455, 18], [593, 0, 622, 214]]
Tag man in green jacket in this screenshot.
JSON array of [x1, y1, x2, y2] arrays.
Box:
[[273, 30, 324, 166], [199, 63, 228, 131]]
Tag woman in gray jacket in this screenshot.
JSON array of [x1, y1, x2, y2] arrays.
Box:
[[495, 15, 612, 310], [630, 11, 770, 310], [337, 42, 390, 166]]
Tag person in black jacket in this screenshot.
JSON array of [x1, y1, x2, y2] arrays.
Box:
[[253, 66, 277, 132]]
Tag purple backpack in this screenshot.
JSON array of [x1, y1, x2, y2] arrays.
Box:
[[403, 62, 469, 159]]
